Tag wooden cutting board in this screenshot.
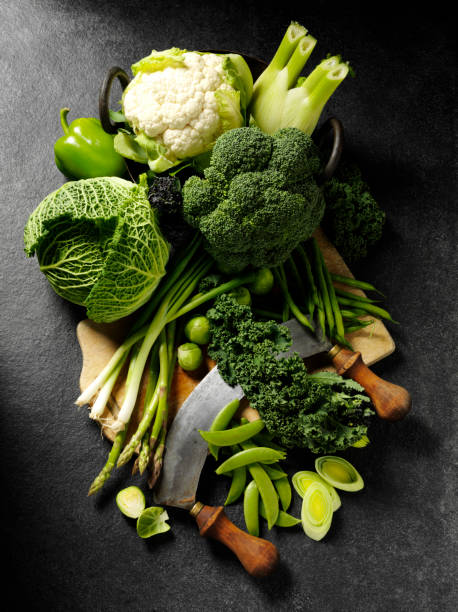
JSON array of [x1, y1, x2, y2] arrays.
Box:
[[77, 228, 395, 442]]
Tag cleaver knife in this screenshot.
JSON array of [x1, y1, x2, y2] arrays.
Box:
[[153, 318, 411, 575]]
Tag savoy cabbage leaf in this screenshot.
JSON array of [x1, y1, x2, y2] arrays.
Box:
[[24, 176, 169, 322]]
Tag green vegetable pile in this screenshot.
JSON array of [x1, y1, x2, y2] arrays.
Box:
[[182, 126, 324, 273], [22, 18, 401, 554], [206, 294, 374, 453]]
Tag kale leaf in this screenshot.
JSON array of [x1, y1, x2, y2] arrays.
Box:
[[206, 294, 374, 453]]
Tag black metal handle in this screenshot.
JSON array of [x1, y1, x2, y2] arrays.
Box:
[[99, 66, 131, 134], [315, 117, 344, 184]]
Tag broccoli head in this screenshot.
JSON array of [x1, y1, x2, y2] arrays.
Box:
[[182, 126, 325, 273], [322, 161, 386, 263]]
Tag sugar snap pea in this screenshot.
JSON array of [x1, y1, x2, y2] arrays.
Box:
[[199, 419, 264, 447], [215, 447, 286, 475], [259, 499, 301, 528], [239, 441, 286, 478], [274, 476, 292, 511], [224, 465, 247, 506], [206, 398, 240, 460], [247, 462, 279, 529], [262, 463, 288, 481], [243, 480, 260, 537]]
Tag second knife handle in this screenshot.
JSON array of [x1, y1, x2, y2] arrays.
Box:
[[331, 348, 412, 421], [192, 504, 279, 577]]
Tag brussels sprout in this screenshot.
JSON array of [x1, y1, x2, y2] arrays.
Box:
[[249, 268, 274, 295], [178, 342, 203, 371], [136, 507, 171, 538], [116, 486, 145, 519], [228, 286, 251, 305], [184, 316, 211, 345]]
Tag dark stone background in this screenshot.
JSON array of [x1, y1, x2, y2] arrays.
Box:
[[1, 2, 456, 610]]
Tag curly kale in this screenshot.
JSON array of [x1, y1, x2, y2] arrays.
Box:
[[148, 176, 193, 250], [206, 294, 374, 454], [322, 160, 386, 263], [182, 127, 325, 273]]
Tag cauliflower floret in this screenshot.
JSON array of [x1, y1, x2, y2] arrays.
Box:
[[123, 51, 241, 161]]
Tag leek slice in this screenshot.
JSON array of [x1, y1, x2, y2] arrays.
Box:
[[116, 486, 146, 519], [301, 481, 333, 541], [315, 456, 364, 492], [292, 470, 341, 511]]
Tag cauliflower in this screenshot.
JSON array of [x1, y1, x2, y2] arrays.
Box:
[[116, 48, 253, 173]]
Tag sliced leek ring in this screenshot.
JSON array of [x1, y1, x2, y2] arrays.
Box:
[[292, 470, 341, 511], [315, 456, 364, 492], [301, 481, 333, 541]]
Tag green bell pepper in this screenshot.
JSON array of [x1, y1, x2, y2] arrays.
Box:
[[54, 108, 126, 180]]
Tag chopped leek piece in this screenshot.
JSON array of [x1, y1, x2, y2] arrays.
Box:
[[301, 481, 333, 541], [136, 507, 171, 538], [352, 435, 370, 448], [292, 470, 341, 511], [315, 456, 364, 492], [116, 486, 146, 519]]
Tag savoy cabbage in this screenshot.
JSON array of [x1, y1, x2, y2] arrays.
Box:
[[24, 176, 169, 322]]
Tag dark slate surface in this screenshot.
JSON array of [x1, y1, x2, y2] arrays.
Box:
[[1, 3, 456, 610]]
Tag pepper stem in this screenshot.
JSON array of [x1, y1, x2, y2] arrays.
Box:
[[59, 108, 71, 134]]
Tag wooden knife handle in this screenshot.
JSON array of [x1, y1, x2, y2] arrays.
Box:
[[191, 503, 279, 577], [331, 347, 412, 421]]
